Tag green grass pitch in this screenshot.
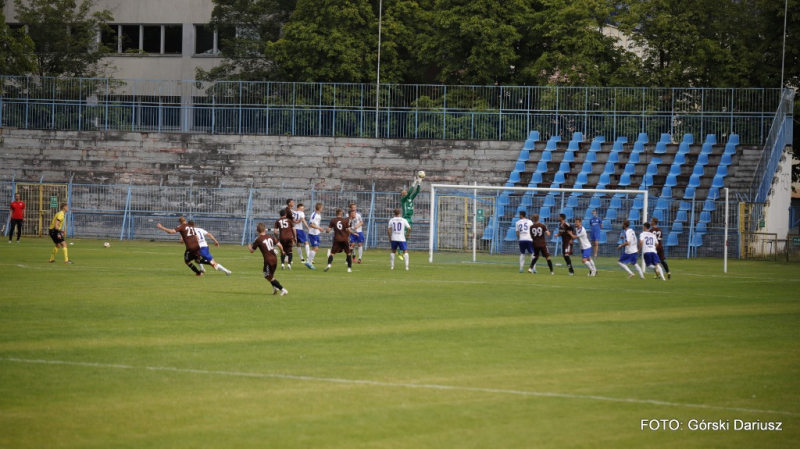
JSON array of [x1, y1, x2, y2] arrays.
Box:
[[1, 238, 798, 448]]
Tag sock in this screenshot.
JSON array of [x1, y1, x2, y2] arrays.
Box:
[[270, 279, 283, 290], [281, 253, 285, 264], [390, 253, 395, 268], [309, 249, 316, 264], [288, 252, 293, 264], [634, 264, 644, 277], [346, 255, 352, 268], [564, 256, 573, 272], [530, 256, 539, 269], [327, 255, 333, 265], [63, 247, 69, 261], [618, 262, 633, 275], [547, 259, 554, 272], [404, 252, 409, 269], [589, 260, 597, 272], [187, 263, 201, 274], [358, 247, 363, 259], [584, 260, 593, 271], [50, 247, 59, 261], [655, 264, 665, 280], [661, 260, 670, 273], [217, 264, 229, 273], [305, 244, 310, 260], [520, 254, 526, 270]]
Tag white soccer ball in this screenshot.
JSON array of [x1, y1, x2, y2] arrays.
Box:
[[418, 170, 426, 179], [103, 242, 110, 248]]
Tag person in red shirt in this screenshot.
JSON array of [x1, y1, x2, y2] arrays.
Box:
[[8, 193, 25, 243]]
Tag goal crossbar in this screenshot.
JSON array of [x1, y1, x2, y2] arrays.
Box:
[[428, 183, 649, 266]]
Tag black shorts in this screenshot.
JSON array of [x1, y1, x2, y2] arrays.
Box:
[[656, 246, 666, 261], [280, 238, 294, 253], [183, 248, 201, 263], [534, 245, 550, 258], [263, 260, 277, 280], [49, 228, 64, 244], [330, 241, 351, 255], [561, 242, 573, 256]]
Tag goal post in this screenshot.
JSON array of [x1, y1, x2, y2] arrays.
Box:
[[428, 184, 649, 270]]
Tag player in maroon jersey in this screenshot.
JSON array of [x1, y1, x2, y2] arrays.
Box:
[[529, 213, 554, 275], [156, 216, 204, 276], [324, 208, 354, 272], [274, 209, 297, 270], [556, 213, 577, 275], [249, 222, 288, 296], [650, 217, 671, 279]]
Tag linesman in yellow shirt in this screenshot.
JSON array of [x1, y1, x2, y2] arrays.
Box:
[[49, 203, 73, 264]]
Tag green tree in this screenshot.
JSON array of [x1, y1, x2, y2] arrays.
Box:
[[196, 0, 297, 81], [13, 0, 113, 77], [0, 0, 38, 75]]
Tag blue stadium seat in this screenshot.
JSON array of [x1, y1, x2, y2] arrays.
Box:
[[675, 210, 688, 222], [590, 140, 602, 152], [655, 142, 667, 154], [705, 134, 717, 145], [617, 136, 628, 143], [695, 222, 707, 234], [674, 152, 686, 165], [585, 151, 597, 163], [646, 164, 658, 176], [672, 221, 684, 233], [590, 196, 602, 209], [624, 163, 636, 175], [701, 142, 714, 155], [599, 231, 608, 244], [528, 130, 540, 141], [728, 134, 739, 145], [628, 151, 641, 163], [567, 195, 579, 208], [561, 207, 574, 219], [505, 226, 518, 241], [498, 196, 510, 206], [518, 149, 530, 162], [584, 208, 593, 220], [637, 133, 649, 143], [602, 218, 612, 229], [703, 200, 716, 212], [689, 234, 703, 248], [599, 173, 611, 185], [545, 140, 558, 150], [683, 133, 694, 144], [594, 136, 606, 143], [523, 140, 534, 150], [521, 195, 533, 207], [652, 209, 665, 221], [608, 152, 619, 163], [567, 140, 580, 151], [536, 161, 548, 173], [699, 211, 711, 223], [581, 161, 593, 173], [554, 172, 566, 184], [692, 164, 705, 176], [721, 153, 732, 166], [679, 201, 691, 211], [531, 171, 543, 184], [667, 233, 680, 246], [559, 162, 571, 173], [572, 132, 583, 142], [539, 206, 551, 219], [482, 218, 494, 240], [712, 174, 725, 189], [619, 173, 631, 186], [651, 156, 662, 165], [496, 204, 505, 217], [707, 188, 720, 200], [677, 142, 691, 155], [660, 133, 671, 143], [633, 141, 645, 153], [550, 136, 562, 142], [633, 197, 643, 209], [505, 182, 516, 188], [540, 151, 552, 162], [543, 195, 556, 207], [606, 209, 617, 220], [688, 174, 701, 188], [669, 164, 682, 176], [550, 183, 561, 190], [628, 209, 640, 222], [612, 141, 625, 152], [683, 186, 696, 199], [563, 151, 575, 162], [716, 165, 728, 177], [656, 197, 671, 209], [604, 162, 616, 173], [516, 204, 529, 215], [665, 174, 677, 187], [577, 172, 589, 185], [610, 196, 622, 209], [661, 186, 672, 198], [514, 161, 526, 172], [724, 143, 737, 156]]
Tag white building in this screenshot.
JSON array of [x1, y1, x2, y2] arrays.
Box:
[[3, 0, 223, 80]]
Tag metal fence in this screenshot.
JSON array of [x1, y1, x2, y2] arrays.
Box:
[[1, 180, 755, 260], [0, 76, 790, 146]]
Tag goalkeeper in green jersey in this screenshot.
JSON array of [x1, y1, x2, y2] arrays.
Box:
[[398, 175, 422, 259]]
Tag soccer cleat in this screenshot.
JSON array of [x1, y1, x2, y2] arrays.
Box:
[[628, 274, 635, 279], [668, 273, 671, 280], [273, 286, 279, 295], [550, 272, 554, 275], [587, 272, 592, 276], [405, 267, 409, 271], [196, 272, 204, 277], [281, 264, 285, 270], [568, 272, 574, 276], [280, 288, 289, 296], [287, 264, 292, 270], [358, 259, 362, 264], [49, 260, 55, 263], [527, 268, 533, 274], [519, 268, 524, 273], [391, 266, 394, 270], [324, 265, 330, 272], [301, 258, 305, 263], [347, 268, 352, 273], [225, 269, 231, 276], [640, 275, 645, 279], [398, 253, 404, 261], [305, 262, 315, 270], [65, 260, 74, 264]]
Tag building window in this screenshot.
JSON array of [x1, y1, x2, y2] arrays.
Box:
[[103, 24, 183, 55], [195, 24, 215, 54]]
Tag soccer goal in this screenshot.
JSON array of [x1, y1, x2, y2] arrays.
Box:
[[428, 183, 649, 268]]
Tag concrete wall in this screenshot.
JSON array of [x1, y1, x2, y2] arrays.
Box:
[[0, 129, 520, 191], [763, 148, 794, 239]]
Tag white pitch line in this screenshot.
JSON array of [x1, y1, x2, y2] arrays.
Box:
[[2, 357, 797, 417]]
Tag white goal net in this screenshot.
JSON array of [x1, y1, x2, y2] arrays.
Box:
[[428, 184, 650, 268]]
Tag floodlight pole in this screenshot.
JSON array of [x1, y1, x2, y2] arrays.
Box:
[[473, 181, 478, 263], [724, 187, 729, 273], [780, 0, 788, 90], [375, 0, 383, 138]]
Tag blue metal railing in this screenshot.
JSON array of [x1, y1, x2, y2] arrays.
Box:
[[750, 89, 795, 203], [0, 76, 789, 145]]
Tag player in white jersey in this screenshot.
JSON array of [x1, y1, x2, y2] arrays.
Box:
[[188, 220, 231, 275], [515, 211, 535, 273], [305, 202, 326, 269], [292, 203, 311, 263], [573, 218, 597, 276], [348, 203, 365, 263], [616, 220, 644, 279], [640, 223, 666, 280], [387, 208, 411, 270]]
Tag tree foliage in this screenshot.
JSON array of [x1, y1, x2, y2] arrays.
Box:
[[13, 0, 114, 77], [0, 0, 38, 75]]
